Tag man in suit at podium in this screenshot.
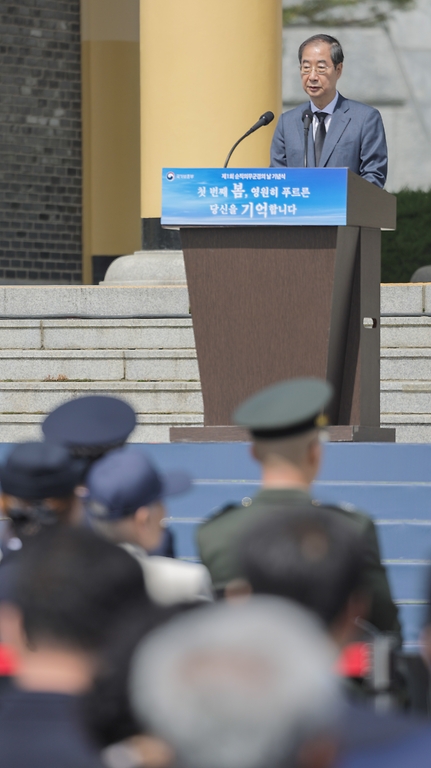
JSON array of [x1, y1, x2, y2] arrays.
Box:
[[270, 34, 387, 188]]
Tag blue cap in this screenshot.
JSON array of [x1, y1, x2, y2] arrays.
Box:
[[42, 396, 136, 456], [0, 442, 86, 499], [86, 447, 191, 520]]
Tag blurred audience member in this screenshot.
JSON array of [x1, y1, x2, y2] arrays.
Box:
[[85, 599, 207, 748], [198, 378, 399, 634], [147, 526, 176, 558], [0, 526, 146, 768], [130, 597, 341, 768], [86, 446, 213, 606], [41, 393, 175, 557], [234, 508, 431, 764], [236, 505, 368, 647], [102, 734, 174, 768], [0, 441, 86, 600]]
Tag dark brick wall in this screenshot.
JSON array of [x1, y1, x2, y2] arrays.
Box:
[[0, 1, 82, 283]]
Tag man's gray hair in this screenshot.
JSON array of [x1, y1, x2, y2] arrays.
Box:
[[130, 596, 340, 768], [298, 34, 344, 67]]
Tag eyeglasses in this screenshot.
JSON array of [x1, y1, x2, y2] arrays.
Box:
[[300, 64, 332, 75]]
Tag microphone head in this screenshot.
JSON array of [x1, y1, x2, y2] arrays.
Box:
[[259, 111, 275, 126], [302, 108, 313, 124]]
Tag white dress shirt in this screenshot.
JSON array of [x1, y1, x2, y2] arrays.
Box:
[[120, 543, 213, 606], [310, 91, 339, 139]]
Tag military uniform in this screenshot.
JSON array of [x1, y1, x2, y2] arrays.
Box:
[[197, 487, 400, 633], [197, 377, 400, 635]]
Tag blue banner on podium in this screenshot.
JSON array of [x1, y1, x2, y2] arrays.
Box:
[[161, 167, 349, 226]]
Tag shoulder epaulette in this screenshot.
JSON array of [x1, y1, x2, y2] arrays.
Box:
[[312, 499, 360, 514], [202, 502, 240, 524]]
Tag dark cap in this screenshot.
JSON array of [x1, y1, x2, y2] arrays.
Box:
[[86, 446, 191, 521], [0, 442, 86, 499], [233, 378, 333, 439], [42, 395, 136, 457]]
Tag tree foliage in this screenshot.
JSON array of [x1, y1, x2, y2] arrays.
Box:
[[382, 190, 431, 283], [283, 0, 413, 27]]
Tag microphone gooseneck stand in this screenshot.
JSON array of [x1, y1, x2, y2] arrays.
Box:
[[224, 111, 274, 168], [302, 108, 313, 168]]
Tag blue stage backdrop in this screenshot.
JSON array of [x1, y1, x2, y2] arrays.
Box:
[[161, 167, 349, 226]]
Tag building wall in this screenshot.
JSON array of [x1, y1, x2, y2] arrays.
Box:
[[0, 1, 82, 284]]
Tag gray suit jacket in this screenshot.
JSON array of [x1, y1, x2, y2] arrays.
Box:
[[270, 94, 387, 188]]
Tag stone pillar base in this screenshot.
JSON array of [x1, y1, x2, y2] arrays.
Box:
[[100, 250, 186, 286]]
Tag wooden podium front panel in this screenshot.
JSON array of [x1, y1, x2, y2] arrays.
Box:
[[181, 226, 344, 426]]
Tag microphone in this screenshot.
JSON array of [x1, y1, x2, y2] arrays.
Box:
[[248, 111, 275, 134], [224, 111, 275, 168], [302, 108, 313, 131], [302, 108, 313, 168]]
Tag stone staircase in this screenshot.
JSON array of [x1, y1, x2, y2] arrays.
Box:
[[0, 318, 203, 442], [381, 316, 431, 442], [0, 283, 430, 443]]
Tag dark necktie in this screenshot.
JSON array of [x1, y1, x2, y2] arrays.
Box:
[[314, 112, 328, 166]]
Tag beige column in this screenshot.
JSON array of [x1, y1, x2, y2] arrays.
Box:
[[81, 0, 141, 283], [140, 0, 282, 220]]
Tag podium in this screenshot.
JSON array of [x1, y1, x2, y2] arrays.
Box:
[[161, 168, 396, 442]]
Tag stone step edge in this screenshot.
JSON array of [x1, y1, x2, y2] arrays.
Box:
[[0, 414, 204, 424], [381, 381, 431, 391], [1, 347, 431, 357], [2, 349, 431, 359], [382, 349, 431, 357], [381, 415, 431, 424], [0, 349, 198, 359], [0, 316, 428, 327], [0, 381, 202, 391], [0, 379, 428, 389], [382, 318, 431, 326], [0, 318, 193, 328], [0, 314, 428, 325], [5, 411, 429, 425]]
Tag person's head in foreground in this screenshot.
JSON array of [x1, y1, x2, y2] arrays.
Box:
[[0, 441, 86, 539], [233, 378, 333, 489], [235, 506, 368, 648], [130, 596, 341, 768], [0, 525, 146, 694], [86, 445, 190, 553], [42, 395, 137, 461]]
